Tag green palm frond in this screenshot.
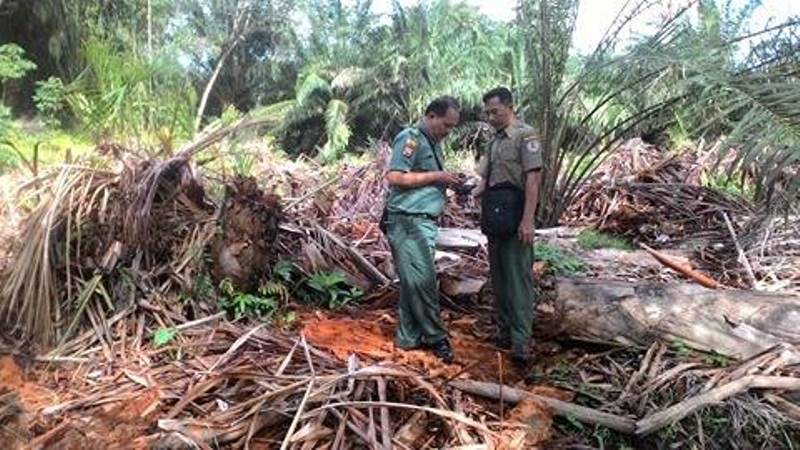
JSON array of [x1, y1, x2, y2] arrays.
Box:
[[320, 98, 351, 163], [687, 68, 800, 203], [250, 99, 296, 122], [331, 67, 368, 93], [296, 70, 332, 107]]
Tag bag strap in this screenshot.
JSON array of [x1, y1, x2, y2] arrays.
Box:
[[486, 138, 495, 186], [418, 127, 443, 171]]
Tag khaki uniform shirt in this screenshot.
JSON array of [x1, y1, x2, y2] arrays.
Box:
[[478, 122, 543, 188]]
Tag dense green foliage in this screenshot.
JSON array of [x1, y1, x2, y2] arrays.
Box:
[[1, 0, 798, 220]]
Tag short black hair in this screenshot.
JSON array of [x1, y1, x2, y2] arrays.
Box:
[[425, 96, 460, 117], [482, 87, 513, 106]]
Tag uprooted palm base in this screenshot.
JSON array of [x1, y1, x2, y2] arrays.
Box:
[[1, 138, 799, 448]]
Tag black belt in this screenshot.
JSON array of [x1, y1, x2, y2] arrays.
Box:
[[388, 211, 438, 221]]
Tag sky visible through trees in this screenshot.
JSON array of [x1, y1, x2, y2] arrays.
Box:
[[363, 0, 800, 53]]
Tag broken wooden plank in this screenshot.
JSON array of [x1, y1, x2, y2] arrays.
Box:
[[639, 243, 723, 289]]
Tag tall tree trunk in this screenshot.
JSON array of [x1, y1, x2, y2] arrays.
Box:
[[147, 0, 153, 57], [193, 2, 252, 135], [193, 41, 240, 134]]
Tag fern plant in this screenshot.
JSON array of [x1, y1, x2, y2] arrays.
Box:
[[302, 270, 363, 310], [219, 278, 280, 319]]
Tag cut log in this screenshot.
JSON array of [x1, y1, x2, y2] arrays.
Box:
[[551, 278, 800, 360], [436, 228, 486, 249], [440, 276, 485, 297]]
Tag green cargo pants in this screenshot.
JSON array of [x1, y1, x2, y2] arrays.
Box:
[[488, 235, 536, 350], [386, 213, 447, 348]]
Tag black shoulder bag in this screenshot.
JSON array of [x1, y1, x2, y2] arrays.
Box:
[[480, 144, 524, 238], [379, 131, 444, 234]]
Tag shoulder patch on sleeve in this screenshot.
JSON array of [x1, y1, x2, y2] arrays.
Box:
[[522, 131, 540, 142], [523, 136, 542, 152], [403, 138, 418, 157]]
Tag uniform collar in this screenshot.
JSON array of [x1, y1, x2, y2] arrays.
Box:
[[496, 120, 521, 138], [416, 123, 437, 147]]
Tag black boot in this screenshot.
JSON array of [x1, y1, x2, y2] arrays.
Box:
[[491, 334, 511, 350], [429, 338, 455, 364], [510, 344, 530, 370]]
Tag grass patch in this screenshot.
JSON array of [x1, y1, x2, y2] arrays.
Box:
[[577, 229, 633, 251], [1, 121, 94, 173], [702, 172, 754, 200], [534, 242, 586, 276]]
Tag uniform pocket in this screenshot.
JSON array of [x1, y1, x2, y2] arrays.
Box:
[[498, 145, 518, 161]]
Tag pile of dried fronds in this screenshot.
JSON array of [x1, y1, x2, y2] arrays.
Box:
[[537, 341, 800, 448], [4, 301, 798, 449], [562, 138, 800, 292], [0, 154, 227, 345], [590, 138, 705, 185], [565, 182, 751, 247], [1, 165, 120, 344], [4, 314, 546, 449], [565, 138, 756, 247], [702, 212, 800, 293], [1, 116, 286, 346]]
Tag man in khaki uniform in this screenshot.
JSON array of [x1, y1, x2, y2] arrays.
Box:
[[477, 87, 543, 368]]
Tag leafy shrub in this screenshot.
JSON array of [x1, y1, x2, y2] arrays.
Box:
[[534, 242, 586, 276], [216, 260, 295, 319], [0, 43, 37, 86], [33, 77, 67, 128], [219, 278, 282, 319]]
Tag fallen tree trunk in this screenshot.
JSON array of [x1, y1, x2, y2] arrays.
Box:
[[552, 278, 800, 360]]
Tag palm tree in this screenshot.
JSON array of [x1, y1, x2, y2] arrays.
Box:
[[514, 0, 800, 225]]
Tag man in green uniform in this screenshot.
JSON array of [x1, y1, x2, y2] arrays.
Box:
[[384, 96, 461, 363], [478, 87, 543, 368]]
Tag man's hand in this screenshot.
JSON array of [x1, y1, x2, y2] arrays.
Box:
[[518, 220, 535, 245], [473, 180, 487, 198], [437, 171, 460, 186], [519, 169, 541, 245]]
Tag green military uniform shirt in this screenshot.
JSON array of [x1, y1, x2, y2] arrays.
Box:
[[386, 126, 446, 217], [478, 121, 543, 189], [384, 125, 449, 349]]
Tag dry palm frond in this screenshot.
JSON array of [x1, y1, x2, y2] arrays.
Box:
[[1, 166, 114, 343], [565, 181, 752, 247], [703, 212, 800, 293]]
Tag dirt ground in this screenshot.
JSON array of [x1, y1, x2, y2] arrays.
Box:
[[303, 312, 514, 381], [0, 355, 164, 449]]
